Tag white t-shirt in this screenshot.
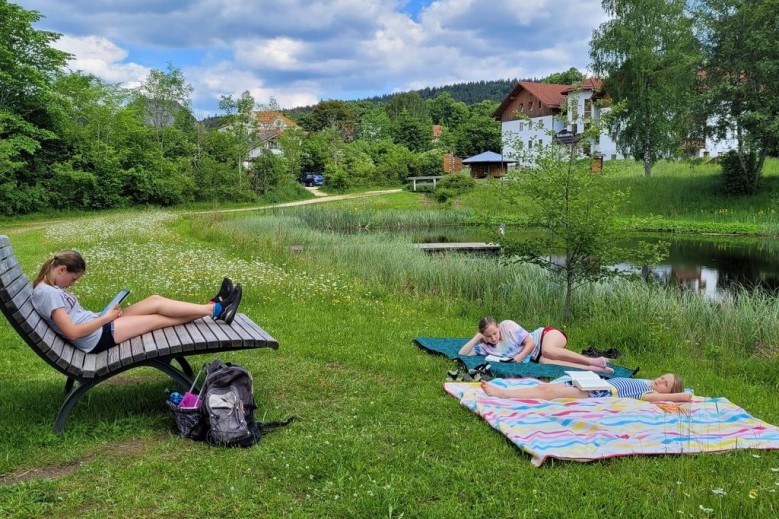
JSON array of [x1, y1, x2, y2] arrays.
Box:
[[32, 283, 101, 352], [472, 320, 529, 358]]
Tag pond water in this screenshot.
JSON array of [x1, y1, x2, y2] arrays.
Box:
[[406, 227, 779, 298]]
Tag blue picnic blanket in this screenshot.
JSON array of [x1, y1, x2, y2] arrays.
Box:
[[414, 337, 637, 379]]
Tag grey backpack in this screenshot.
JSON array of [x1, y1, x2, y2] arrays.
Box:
[[200, 359, 294, 448], [201, 359, 259, 447]]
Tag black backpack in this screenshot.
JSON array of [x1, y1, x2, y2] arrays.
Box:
[[200, 359, 293, 447]]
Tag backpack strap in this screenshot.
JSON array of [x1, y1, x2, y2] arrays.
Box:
[[259, 416, 296, 430]]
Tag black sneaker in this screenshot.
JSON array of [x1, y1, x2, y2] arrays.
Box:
[[211, 277, 233, 303], [604, 348, 622, 359], [581, 346, 602, 358], [216, 283, 242, 325]]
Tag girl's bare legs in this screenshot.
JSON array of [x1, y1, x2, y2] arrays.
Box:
[[480, 380, 589, 399], [538, 329, 614, 374], [112, 295, 213, 343], [121, 295, 213, 319]]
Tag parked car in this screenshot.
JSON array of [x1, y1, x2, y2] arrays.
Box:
[[298, 173, 324, 187]]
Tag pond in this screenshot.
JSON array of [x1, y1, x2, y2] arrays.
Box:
[[406, 227, 779, 298]]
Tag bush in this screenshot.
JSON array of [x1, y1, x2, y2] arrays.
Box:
[[324, 163, 351, 191], [432, 173, 476, 201], [721, 150, 759, 195]]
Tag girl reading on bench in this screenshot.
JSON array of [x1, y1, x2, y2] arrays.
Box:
[[31, 250, 242, 354]]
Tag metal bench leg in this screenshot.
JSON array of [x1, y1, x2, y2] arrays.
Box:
[[174, 356, 193, 377], [53, 360, 194, 433], [64, 377, 75, 394], [55, 379, 99, 433]]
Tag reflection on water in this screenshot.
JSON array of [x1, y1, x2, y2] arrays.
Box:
[[628, 236, 779, 298], [406, 226, 779, 297]]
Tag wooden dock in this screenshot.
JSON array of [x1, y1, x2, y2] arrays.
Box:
[[415, 242, 501, 253]]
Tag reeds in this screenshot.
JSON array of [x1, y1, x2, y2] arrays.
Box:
[[216, 211, 779, 354]]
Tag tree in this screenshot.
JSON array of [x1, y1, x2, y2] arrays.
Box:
[[219, 90, 258, 185], [695, 0, 779, 192], [542, 67, 585, 85], [385, 92, 430, 123], [357, 105, 393, 142], [427, 92, 469, 129], [500, 141, 627, 321], [134, 64, 194, 156], [392, 109, 431, 152], [590, 0, 700, 177], [310, 100, 357, 141], [452, 101, 501, 157], [0, 1, 70, 214]]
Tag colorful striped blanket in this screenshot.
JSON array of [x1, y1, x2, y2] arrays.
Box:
[[445, 378, 779, 467]]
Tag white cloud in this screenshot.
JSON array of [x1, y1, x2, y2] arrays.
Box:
[[16, 0, 608, 113], [54, 35, 149, 86]]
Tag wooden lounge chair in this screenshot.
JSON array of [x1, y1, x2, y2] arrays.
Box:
[[0, 235, 279, 433]]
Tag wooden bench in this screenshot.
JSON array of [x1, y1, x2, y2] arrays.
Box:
[[0, 235, 279, 433], [406, 175, 443, 191]]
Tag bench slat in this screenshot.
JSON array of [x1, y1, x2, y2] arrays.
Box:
[[152, 328, 172, 357], [183, 321, 206, 350], [141, 331, 159, 359]]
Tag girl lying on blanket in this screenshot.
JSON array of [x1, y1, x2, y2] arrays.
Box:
[[459, 316, 614, 374], [481, 374, 692, 403], [31, 250, 242, 354]]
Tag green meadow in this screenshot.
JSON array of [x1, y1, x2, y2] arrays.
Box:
[[1, 159, 779, 518]]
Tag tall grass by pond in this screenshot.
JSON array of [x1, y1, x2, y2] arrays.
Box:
[[272, 205, 475, 230], [210, 210, 779, 356]]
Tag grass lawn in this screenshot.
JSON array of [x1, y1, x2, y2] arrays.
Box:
[[1, 168, 778, 517]]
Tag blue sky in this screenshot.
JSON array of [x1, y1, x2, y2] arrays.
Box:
[[16, 0, 609, 116]]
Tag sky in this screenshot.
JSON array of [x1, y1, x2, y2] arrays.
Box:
[[16, 0, 609, 117]]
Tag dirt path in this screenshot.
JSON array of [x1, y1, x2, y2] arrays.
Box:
[[187, 188, 402, 215], [1, 189, 403, 235]]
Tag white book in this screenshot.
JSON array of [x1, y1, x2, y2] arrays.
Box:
[[485, 354, 511, 363], [565, 370, 613, 391]]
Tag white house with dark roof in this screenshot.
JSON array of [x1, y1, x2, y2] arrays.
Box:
[[495, 78, 737, 164], [493, 79, 622, 165]]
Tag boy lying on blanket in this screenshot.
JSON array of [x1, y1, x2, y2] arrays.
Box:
[[481, 373, 692, 402]]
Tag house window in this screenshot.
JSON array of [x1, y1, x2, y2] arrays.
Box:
[[519, 122, 524, 131], [571, 123, 578, 134], [584, 99, 592, 120], [529, 101, 534, 111], [528, 140, 532, 148], [519, 103, 524, 112]]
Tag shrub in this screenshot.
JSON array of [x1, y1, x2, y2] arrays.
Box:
[[432, 173, 476, 201], [721, 150, 759, 195]]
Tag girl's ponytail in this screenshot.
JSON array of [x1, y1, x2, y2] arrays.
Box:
[[32, 250, 86, 287]]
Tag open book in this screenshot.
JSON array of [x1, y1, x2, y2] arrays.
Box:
[[485, 354, 511, 363], [99, 289, 130, 316], [565, 370, 613, 391]]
